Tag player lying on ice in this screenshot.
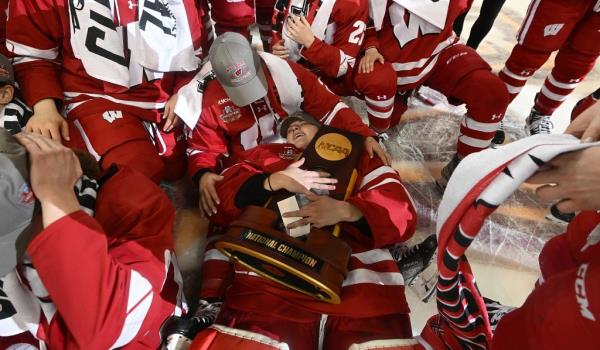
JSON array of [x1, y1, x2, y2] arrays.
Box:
[[161, 112, 420, 350]]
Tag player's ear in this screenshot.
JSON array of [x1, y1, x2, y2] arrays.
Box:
[[0, 85, 14, 105]]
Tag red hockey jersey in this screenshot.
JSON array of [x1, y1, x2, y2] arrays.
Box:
[[185, 54, 374, 178], [0, 166, 185, 349], [366, 0, 468, 90], [201, 142, 417, 319], [6, 0, 209, 112], [272, 0, 369, 80]]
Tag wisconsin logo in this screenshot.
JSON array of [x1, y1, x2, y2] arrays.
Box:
[[543, 23, 564, 37], [102, 110, 123, 124], [226, 62, 250, 83]]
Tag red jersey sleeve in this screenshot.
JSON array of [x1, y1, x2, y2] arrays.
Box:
[[27, 167, 180, 349], [186, 109, 229, 178], [300, 1, 368, 78], [288, 61, 374, 137], [346, 155, 417, 248], [363, 19, 380, 51], [6, 0, 64, 107]]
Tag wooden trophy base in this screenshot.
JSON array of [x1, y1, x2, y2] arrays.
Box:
[[216, 206, 351, 304]]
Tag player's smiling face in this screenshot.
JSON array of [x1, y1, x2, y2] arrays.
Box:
[[286, 121, 318, 150]]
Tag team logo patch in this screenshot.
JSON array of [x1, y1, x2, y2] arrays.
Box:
[[19, 183, 34, 206], [102, 110, 123, 124], [219, 105, 242, 123], [279, 146, 298, 160], [226, 62, 251, 83]]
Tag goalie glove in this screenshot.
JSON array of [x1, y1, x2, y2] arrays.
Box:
[[160, 298, 223, 350]]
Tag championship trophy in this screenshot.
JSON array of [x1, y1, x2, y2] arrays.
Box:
[[215, 124, 363, 304]]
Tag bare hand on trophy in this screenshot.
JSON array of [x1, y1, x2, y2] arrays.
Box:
[[267, 158, 338, 194], [365, 136, 392, 165], [283, 192, 363, 228]]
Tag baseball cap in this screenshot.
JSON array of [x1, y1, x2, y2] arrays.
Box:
[[209, 32, 268, 107], [279, 112, 322, 138], [0, 54, 14, 85], [0, 128, 35, 276]]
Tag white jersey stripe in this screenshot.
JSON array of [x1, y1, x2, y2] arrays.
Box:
[[392, 38, 453, 72], [459, 134, 494, 148], [541, 85, 569, 101], [321, 102, 348, 125], [342, 269, 404, 287], [352, 249, 394, 265], [359, 165, 397, 189], [366, 106, 393, 119], [461, 118, 501, 133], [365, 96, 394, 108], [73, 120, 101, 161], [397, 55, 439, 85], [6, 40, 59, 61], [518, 0, 541, 45], [500, 67, 529, 81], [64, 92, 166, 110], [504, 82, 523, 94], [110, 271, 153, 349], [548, 73, 580, 90]]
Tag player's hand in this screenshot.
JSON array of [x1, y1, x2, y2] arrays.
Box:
[[359, 47, 384, 74], [565, 100, 600, 143], [163, 94, 180, 132], [272, 40, 290, 59], [198, 172, 224, 216], [285, 15, 315, 48], [283, 192, 362, 228], [527, 147, 600, 212], [270, 158, 337, 194], [15, 132, 81, 227], [365, 136, 391, 165], [26, 98, 69, 142]]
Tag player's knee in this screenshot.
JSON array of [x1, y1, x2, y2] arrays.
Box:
[[460, 70, 509, 122], [102, 140, 164, 183], [355, 62, 397, 97]]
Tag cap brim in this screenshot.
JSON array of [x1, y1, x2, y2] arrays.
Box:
[[224, 60, 268, 107], [0, 222, 29, 277]]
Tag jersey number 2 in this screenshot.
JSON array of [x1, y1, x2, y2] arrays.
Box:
[[349, 21, 366, 45]]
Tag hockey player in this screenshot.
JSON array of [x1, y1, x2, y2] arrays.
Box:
[[6, 0, 211, 183], [167, 111, 417, 349], [208, 0, 275, 50], [499, 0, 600, 135], [270, 0, 398, 132], [181, 32, 390, 217], [364, 0, 510, 189], [0, 130, 185, 349]]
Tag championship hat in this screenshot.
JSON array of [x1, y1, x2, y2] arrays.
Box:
[[209, 32, 268, 107], [0, 54, 15, 85], [279, 112, 322, 138], [0, 128, 35, 276]]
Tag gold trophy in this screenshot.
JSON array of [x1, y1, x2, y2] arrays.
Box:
[[216, 124, 363, 304]]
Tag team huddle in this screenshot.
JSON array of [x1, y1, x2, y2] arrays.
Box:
[[0, 0, 599, 349]]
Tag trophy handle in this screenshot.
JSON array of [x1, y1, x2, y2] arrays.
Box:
[[331, 168, 358, 238]]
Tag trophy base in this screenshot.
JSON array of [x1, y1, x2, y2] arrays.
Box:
[[216, 206, 351, 304]]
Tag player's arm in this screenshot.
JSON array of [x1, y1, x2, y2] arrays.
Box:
[[288, 61, 373, 137], [345, 156, 417, 247], [6, 0, 68, 142], [298, 8, 367, 78]]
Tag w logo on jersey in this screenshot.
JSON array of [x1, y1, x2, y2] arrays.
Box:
[[102, 110, 123, 124], [543, 23, 564, 37], [389, 5, 441, 48]]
